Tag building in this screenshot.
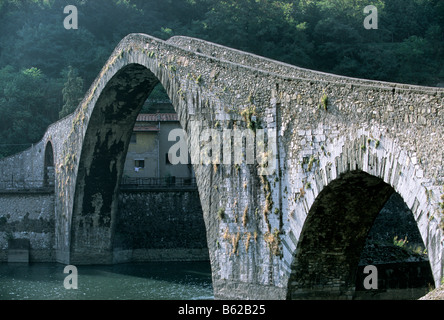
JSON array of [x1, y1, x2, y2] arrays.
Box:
[[122, 111, 194, 185]]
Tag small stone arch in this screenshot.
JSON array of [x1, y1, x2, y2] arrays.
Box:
[[43, 141, 55, 187], [287, 170, 397, 299], [52, 34, 220, 265], [285, 132, 442, 299]]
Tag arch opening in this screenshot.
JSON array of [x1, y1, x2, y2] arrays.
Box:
[[354, 192, 435, 299], [70, 63, 158, 263], [43, 141, 54, 187], [287, 170, 434, 300], [68, 61, 210, 286], [112, 83, 208, 264]]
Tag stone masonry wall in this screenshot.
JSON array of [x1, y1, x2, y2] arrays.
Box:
[[0, 188, 208, 264], [0, 191, 55, 262], [166, 35, 443, 297], [0, 114, 74, 186], [113, 189, 208, 263]]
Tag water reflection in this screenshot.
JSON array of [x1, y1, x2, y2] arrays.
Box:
[[0, 261, 213, 300]]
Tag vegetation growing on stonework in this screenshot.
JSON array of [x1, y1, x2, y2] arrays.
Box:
[[189, 73, 202, 85], [240, 105, 258, 131], [307, 156, 317, 172], [244, 232, 252, 253], [393, 235, 408, 248], [375, 140, 380, 148], [231, 232, 241, 256], [320, 93, 328, 111], [393, 235, 428, 256], [217, 207, 225, 221], [242, 205, 248, 228], [264, 228, 282, 257], [168, 64, 177, 73], [439, 186, 444, 231], [260, 175, 273, 215]]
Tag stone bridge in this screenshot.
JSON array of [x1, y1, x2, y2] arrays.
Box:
[[0, 34, 443, 299]]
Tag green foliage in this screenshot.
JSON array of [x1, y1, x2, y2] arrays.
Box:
[[0, 0, 442, 159], [393, 235, 408, 248], [22, 67, 43, 78], [240, 105, 257, 130], [217, 207, 225, 221], [440, 186, 444, 231], [0, 65, 61, 157], [59, 66, 84, 119], [320, 93, 328, 110], [393, 235, 428, 256], [0, 0, 442, 88]]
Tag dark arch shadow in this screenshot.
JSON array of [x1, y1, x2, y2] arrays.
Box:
[[70, 63, 158, 263], [43, 141, 54, 187], [287, 170, 434, 299], [69, 62, 208, 266], [354, 192, 435, 299], [112, 85, 208, 263]]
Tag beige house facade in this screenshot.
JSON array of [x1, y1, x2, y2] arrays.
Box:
[[123, 112, 194, 181]]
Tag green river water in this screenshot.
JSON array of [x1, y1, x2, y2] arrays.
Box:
[[0, 261, 213, 300]]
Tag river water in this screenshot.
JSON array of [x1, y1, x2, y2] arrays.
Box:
[[0, 261, 213, 300]]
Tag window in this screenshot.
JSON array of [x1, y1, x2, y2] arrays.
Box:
[[130, 134, 137, 144], [134, 159, 145, 172]]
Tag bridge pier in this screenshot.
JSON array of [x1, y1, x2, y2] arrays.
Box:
[[212, 280, 287, 300]]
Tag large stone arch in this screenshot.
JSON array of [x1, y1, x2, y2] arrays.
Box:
[[69, 63, 159, 263], [57, 35, 218, 264], [285, 131, 443, 299]]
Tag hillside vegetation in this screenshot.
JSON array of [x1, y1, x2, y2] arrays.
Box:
[[0, 0, 442, 157]]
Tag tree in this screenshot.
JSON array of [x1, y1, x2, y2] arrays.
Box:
[[0, 66, 61, 157], [0, 0, 442, 159], [59, 66, 83, 119]]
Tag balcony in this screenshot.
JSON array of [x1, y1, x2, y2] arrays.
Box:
[[0, 179, 54, 193], [120, 177, 197, 190]]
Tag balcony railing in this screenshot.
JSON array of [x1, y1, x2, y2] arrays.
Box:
[[120, 177, 197, 190], [0, 179, 54, 192], [0, 177, 197, 192]]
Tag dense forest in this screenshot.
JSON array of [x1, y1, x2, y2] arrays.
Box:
[[0, 0, 443, 157]]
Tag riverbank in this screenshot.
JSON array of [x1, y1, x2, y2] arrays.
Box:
[[419, 285, 444, 300]]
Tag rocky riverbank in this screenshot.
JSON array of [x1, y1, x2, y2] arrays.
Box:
[[419, 286, 444, 300]]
